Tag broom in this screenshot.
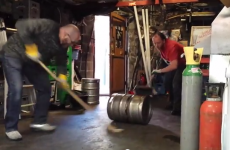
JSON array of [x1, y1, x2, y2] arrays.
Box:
[[27, 55, 123, 133]]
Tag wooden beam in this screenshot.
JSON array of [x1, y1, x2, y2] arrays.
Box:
[[116, 1, 152, 7], [116, 0, 198, 7], [155, 0, 198, 4]]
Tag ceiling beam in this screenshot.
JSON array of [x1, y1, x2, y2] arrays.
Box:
[[116, 0, 198, 7]]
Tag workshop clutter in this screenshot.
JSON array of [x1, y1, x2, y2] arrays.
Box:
[[12, 0, 40, 19], [48, 46, 73, 105], [47, 45, 99, 110], [134, 85, 153, 95], [200, 55, 210, 102], [152, 74, 166, 95], [138, 73, 147, 85], [154, 83, 165, 95], [67, 90, 88, 110], [48, 66, 56, 80]]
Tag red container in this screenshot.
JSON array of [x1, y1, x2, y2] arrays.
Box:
[[128, 91, 134, 94], [199, 100, 222, 150]]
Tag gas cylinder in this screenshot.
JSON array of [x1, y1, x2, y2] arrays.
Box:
[[181, 47, 203, 150], [200, 83, 225, 150]]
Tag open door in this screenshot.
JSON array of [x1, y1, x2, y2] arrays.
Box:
[[110, 12, 126, 94]]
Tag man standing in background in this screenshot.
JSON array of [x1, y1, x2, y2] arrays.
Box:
[[151, 32, 185, 116], [1, 18, 80, 141]]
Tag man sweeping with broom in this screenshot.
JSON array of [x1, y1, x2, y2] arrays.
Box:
[[0, 18, 81, 141]]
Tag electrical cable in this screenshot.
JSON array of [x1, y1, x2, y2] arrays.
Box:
[[130, 49, 142, 90], [57, 7, 62, 23]]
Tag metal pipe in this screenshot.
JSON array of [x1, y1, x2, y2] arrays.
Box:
[[166, 12, 215, 20], [150, 6, 153, 26], [0, 19, 8, 119], [6, 28, 17, 32], [142, 9, 149, 78], [133, 6, 150, 84], [145, 9, 151, 79]]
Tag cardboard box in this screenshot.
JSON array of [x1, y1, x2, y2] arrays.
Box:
[[179, 41, 188, 46], [220, 0, 230, 7]]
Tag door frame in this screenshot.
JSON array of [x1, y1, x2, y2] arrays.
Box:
[[109, 12, 128, 95]]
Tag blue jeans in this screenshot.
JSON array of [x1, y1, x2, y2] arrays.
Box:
[[2, 55, 51, 132]]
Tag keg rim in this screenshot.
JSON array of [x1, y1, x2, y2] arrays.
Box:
[[141, 96, 153, 124]]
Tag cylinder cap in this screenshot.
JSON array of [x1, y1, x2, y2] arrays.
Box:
[[206, 97, 222, 101]]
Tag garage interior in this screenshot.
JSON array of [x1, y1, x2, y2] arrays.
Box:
[[0, 0, 229, 149]]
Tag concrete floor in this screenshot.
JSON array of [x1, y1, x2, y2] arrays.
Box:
[[0, 96, 180, 150]]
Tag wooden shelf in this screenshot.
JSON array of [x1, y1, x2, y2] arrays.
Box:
[[200, 58, 210, 64], [201, 69, 209, 76]]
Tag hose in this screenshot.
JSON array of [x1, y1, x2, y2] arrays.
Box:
[[129, 50, 142, 90]]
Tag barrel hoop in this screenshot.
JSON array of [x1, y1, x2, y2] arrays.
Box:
[[113, 94, 125, 121], [81, 80, 100, 83], [82, 81, 100, 83], [107, 93, 126, 121], [82, 88, 100, 90], [125, 95, 134, 117], [107, 93, 119, 120]]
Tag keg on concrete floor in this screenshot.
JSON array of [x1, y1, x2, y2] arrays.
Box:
[[107, 93, 153, 125], [81, 78, 100, 105]]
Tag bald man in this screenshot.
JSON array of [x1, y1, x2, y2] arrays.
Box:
[[0, 18, 81, 141]]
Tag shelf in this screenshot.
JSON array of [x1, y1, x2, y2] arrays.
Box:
[[200, 58, 210, 64], [201, 69, 209, 76]]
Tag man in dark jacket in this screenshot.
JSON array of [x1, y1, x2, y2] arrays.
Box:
[[1, 18, 80, 141]]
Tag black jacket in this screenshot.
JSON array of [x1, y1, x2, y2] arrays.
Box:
[[1, 18, 67, 75]]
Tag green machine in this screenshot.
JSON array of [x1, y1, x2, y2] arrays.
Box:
[[48, 46, 73, 105]]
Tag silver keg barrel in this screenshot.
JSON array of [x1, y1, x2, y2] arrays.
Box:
[[107, 93, 132, 122], [128, 95, 153, 125], [81, 78, 100, 105], [107, 93, 153, 125]]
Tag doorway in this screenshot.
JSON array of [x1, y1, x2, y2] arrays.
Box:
[[94, 15, 110, 95]]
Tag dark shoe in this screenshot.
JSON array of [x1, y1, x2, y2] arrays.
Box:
[[30, 124, 56, 132], [5, 130, 23, 141], [171, 110, 181, 116]]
